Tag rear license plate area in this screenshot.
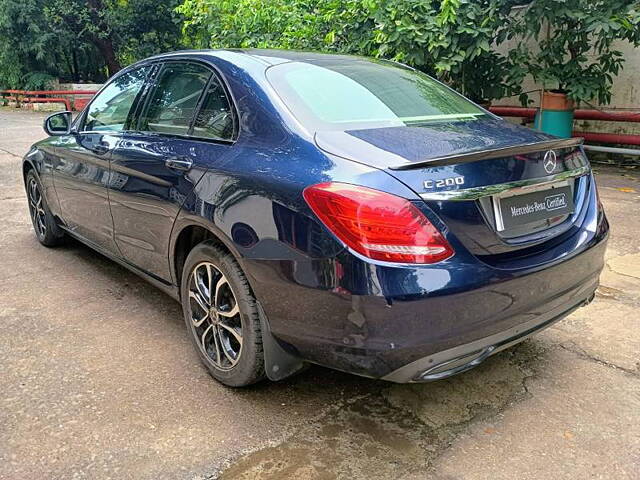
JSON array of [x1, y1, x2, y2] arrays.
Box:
[[494, 183, 574, 232]]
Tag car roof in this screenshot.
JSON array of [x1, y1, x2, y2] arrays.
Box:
[[143, 48, 390, 68], [231, 49, 370, 65]]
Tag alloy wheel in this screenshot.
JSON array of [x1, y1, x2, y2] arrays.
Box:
[[28, 178, 46, 238], [187, 262, 243, 370]]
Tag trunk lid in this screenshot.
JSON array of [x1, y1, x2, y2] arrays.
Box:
[[315, 118, 591, 261]]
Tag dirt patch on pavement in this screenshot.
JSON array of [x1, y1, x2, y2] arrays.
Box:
[[217, 343, 543, 479]]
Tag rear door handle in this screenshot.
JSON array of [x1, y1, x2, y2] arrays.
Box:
[[165, 156, 193, 171]]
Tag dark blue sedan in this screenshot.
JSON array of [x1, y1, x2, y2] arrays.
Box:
[[23, 50, 608, 386]]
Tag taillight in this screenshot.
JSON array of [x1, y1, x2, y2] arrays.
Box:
[[303, 182, 454, 264]]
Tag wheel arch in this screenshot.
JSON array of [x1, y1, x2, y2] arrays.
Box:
[[22, 158, 37, 184], [169, 215, 246, 289], [22, 143, 48, 181], [170, 215, 306, 382]]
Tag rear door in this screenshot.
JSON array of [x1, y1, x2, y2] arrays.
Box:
[[52, 65, 151, 254], [108, 61, 237, 281]]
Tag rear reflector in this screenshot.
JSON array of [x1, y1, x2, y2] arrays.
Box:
[[303, 182, 454, 264]]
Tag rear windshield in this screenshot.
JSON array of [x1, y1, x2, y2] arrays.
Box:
[[266, 59, 486, 131]]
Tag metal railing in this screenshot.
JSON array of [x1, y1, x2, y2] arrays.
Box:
[[489, 106, 640, 146], [0, 89, 98, 111]]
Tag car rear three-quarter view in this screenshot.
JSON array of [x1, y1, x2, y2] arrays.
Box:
[[23, 49, 608, 387]]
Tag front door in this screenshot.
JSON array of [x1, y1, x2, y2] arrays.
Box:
[[108, 61, 237, 281], [52, 65, 151, 254]]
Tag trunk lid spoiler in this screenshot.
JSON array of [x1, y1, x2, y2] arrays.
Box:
[[389, 137, 584, 170]]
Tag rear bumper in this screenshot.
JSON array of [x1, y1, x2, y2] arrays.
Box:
[[382, 290, 594, 382], [282, 236, 606, 378], [254, 217, 607, 380]]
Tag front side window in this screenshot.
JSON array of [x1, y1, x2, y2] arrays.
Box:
[[139, 62, 212, 136], [191, 77, 235, 141], [267, 59, 486, 131], [84, 66, 150, 132]]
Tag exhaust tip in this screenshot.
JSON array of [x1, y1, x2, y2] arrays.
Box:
[[582, 292, 596, 307], [415, 347, 495, 382]]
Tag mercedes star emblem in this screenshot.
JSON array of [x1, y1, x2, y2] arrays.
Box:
[[543, 150, 557, 174]]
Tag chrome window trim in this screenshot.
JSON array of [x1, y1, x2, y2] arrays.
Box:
[[419, 165, 590, 202]]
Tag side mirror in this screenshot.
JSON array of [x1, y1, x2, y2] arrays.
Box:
[[44, 111, 72, 136]]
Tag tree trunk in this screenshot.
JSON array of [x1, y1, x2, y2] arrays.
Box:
[[86, 0, 121, 77], [93, 36, 121, 76], [72, 48, 80, 82]]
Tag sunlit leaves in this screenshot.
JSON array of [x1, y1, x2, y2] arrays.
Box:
[[510, 0, 640, 105], [176, 0, 521, 103]]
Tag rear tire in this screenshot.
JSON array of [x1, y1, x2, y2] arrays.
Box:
[[180, 241, 266, 387], [25, 170, 65, 247]]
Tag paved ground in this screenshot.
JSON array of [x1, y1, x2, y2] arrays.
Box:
[[0, 107, 639, 480]]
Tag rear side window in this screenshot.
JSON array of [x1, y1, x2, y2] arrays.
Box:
[[139, 63, 211, 135], [191, 77, 235, 141], [84, 66, 150, 132]]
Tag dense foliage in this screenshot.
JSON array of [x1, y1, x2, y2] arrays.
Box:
[[178, 0, 524, 102], [508, 0, 640, 104], [2, 0, 640, 105], [179, 0, 640, 104], [0, 0, 184, 89]]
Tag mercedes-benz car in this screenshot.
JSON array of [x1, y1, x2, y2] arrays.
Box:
[[23, 50, 608, 387]]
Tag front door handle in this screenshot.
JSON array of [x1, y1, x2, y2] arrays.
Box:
[[165, 156, 193, 171], [91, 143, 110, 155]]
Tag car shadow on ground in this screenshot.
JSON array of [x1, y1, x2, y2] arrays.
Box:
[[59, 233, 548, 399]]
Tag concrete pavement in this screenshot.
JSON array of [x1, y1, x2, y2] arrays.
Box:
[[0, 107, 638, 479]]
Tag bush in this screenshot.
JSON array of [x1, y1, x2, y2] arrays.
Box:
[[21, 72, 56, 90], [178, 0, 523, 103]]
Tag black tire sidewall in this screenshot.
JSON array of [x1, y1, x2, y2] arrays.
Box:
[[26, 170, 63, 247], [180, 241, 264, 387]]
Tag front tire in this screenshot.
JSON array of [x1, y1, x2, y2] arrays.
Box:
[[25, 170, 64, 247], [180, 241, 266, 387]]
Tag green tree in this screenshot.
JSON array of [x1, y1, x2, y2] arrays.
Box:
[[508, 0, 640, 104], [178, 0, 372, 52], [0, 0, 69, 89], [0, 0, 184, 88], [367, 0, 524, 102], [177, 0, 523, 103]]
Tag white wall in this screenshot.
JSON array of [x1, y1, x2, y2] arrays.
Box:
[[57, 83, 103, 91]]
